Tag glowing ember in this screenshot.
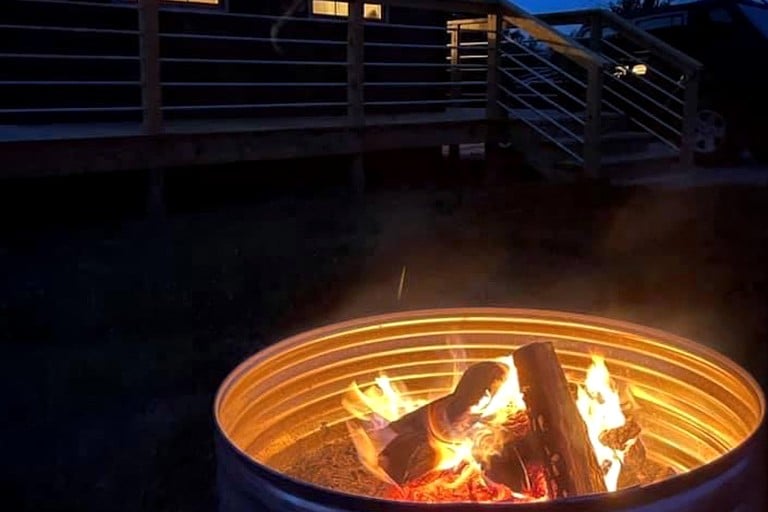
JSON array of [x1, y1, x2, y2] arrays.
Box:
[[576, 356, 634, 491], [385, 463, 549, 503]]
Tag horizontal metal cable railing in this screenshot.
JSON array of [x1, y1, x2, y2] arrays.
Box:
[[538, 9, 702, 165], [1, 0, 700, 174], [0, 1, 142, 121], [0, 0, 489, 124]]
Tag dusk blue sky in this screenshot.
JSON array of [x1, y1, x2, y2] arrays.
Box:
[[519, 0, 602, 13]]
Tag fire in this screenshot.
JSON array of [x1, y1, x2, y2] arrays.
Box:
[[343, 375, 426, 426], [343, 352, 639, 502], [470, 355, 525, 422], [343, 357, 526, 488], [386, 462, 549, 503], [576, 356, 634, 491]]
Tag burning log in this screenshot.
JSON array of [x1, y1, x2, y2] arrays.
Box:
[[514, 342, 608, 498], [599, 417, 641, 451], [617, 439, 674, 488], [597, 415, 676, 489], [377, 361, 509, 484]]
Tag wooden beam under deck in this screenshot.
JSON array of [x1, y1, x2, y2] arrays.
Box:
[[0, 111, 489, 178]]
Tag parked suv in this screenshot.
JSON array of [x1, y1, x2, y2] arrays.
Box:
[[577, 0, 768, 163]]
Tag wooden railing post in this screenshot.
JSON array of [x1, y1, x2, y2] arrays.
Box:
[[347, 0, 364, 127], [448, 24, 461, 161], [347, 0, 365, 194], [589, 12, 602, 53], [138, 0, 162, 135], [485, 13, 504, 181], [584, 62, 603, 178], [583, 12, 603, 178], [680, 70, 700, 168], [486, 14, 503, 121]]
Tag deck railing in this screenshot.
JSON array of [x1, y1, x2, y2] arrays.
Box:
[[1, 0, 701, 176], [538, 9, 702, 166]]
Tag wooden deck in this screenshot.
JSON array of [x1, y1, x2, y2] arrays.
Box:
[[0, 110, 489, 178], [0, 0, 701, 181]]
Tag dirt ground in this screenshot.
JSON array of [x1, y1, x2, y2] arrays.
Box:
[[1, 155, 766, 510]]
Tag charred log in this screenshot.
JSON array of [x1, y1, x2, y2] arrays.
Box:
[[599, 418, 642, 451], [378, 361, 509, 484], [514, 342, 608, 498]]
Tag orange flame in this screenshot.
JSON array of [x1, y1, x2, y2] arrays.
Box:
[[576, 356, 637, 491], [343, 356, 526, 482]]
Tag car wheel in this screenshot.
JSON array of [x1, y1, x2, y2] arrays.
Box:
[[694, 109, 731, 165]]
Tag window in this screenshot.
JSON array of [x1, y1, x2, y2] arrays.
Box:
[[312, 1, 382, 20]]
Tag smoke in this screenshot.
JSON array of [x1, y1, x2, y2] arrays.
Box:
[[308, 179, 764, 387], [271, 0, 306, 55]]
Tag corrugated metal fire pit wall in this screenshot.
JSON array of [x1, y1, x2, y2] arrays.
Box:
[[214, 309, 766, 512]]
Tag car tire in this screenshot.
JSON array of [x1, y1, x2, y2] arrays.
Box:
[[693, 108, 734, 166]]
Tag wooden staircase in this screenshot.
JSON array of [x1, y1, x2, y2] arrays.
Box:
[[504, 109, 678, 179], [450, 3, 702, 179]]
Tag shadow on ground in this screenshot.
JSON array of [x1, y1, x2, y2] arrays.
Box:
[[1, 154, 766, 510]]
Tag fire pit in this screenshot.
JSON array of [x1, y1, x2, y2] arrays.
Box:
[[214, 309, 765, 511]]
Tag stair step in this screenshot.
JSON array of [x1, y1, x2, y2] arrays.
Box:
[[601, 142, 679, 166], [506, 109, 630, 135], [557, 142, 678, 169], [551, 131, 655, 146], [508, 108, 622, 123]]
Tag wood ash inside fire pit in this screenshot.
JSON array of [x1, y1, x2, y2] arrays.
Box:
[[284, 436, 390, 497]]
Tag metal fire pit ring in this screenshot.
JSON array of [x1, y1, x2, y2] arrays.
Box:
[[214, 308, 765, 512]]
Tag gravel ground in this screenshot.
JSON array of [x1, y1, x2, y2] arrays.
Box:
[[1, 155, 766, 510]]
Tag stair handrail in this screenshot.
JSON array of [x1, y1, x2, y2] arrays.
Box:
[[498, 1, 607, 176], [498, 1, 608, 71], [536, 9, 701, 74], [537, 8, 702, 165]]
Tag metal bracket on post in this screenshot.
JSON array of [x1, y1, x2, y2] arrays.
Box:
[[680, 70, 700, 168], [347, 0, 365, 195]]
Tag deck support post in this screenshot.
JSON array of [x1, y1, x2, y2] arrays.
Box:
[[147, 166, 166, 218], [584, 63, 603, 179], [680, 70, 700, 168], [347, 0, 365, 196]]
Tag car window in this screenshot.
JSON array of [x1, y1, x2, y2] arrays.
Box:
[[635, 12, 688, 31], [740, 4, 768, 37], [576, 27, 617, 39]]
